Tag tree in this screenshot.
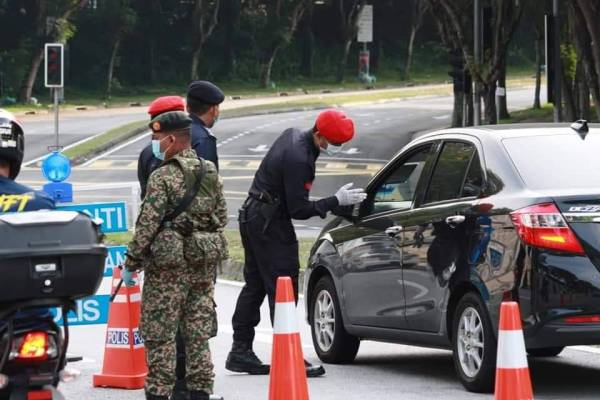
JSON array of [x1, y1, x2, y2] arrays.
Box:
[[101, 0, 136, 98], [254, 0, 308, 88], [429, 0, 526, 124], [298, 0, 314, 77], [569, 0, 600, 120], [190, 0, 221, 81], [222, 0, 241, 79], [18, 0, 88, 103], [335, 0, 366, 83], [404, 0, 428, 80]]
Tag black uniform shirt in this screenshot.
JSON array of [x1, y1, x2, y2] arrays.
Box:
[[250, 128, 339, 220], [137, 114, 218, 199]]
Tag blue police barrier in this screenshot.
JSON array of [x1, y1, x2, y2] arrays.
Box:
[[57, 201, 128, 233], [51, 294, 110, 326], [105, 245, 127, 277]]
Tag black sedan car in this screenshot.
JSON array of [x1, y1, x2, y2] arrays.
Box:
[[303, 122, 600, 393]]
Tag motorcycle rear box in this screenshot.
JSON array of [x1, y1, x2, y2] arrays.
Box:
[[0, 210, 107, 302]]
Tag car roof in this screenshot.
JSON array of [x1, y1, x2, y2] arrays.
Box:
[[416, 123, 600, 142]]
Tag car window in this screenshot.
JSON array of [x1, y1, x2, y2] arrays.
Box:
[[461, 154, 484, 197], [369, 145, 432, 214], [424, 141, 477, 203]]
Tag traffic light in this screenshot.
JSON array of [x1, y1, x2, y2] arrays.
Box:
[[44, 44, 63, 88]]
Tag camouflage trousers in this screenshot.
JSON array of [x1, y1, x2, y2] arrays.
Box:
[[140, 264, 217, 397]]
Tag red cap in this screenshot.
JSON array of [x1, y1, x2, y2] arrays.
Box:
[[148, 96, 185, 119], [315, 109, 354, 145]]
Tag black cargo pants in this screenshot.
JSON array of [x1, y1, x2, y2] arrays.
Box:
[[231, 198, 300, 346]]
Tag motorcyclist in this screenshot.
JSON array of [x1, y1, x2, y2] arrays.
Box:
[[0, 109, 55, 322]]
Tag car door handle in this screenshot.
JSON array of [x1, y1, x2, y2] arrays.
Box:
[[385, 225, 404, 237], [445, 215, 465, 227]]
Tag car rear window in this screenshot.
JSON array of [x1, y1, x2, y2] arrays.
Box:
[[503, 134, 600, 190]]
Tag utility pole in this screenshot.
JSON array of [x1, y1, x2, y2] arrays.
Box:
[[553, 0, 562, 122], [473, 0, 482, 126]]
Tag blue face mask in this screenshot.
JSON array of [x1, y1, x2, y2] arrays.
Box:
[[152, 138, 166, 161]]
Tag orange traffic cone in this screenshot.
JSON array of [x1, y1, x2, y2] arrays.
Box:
[[93, 267, 148, 389], [268, 277, 309, 400], [494, 301, 534, 400]]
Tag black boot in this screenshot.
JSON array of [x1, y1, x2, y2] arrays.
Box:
[[145, 392, 169, 400], [225, 342, 270, 375], [171, 379, 189, 400], [189, 390, 209, 400], [304, 360, 326, 378]]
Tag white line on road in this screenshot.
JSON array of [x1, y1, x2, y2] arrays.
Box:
[[81, 131, 151, 167], [433, 114, 451, 120]]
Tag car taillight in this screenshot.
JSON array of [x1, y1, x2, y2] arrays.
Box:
[[564, 315, 600, 324], [510, 203, 585, 254], [17, 332, 48, 361]]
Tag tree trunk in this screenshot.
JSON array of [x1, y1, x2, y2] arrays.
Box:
[[561, 64, 576, 122], [223, 0, 241, 79], [260, 46, 279, 88], [18, 48, 44, 103], [570, 2, 600, 120], [404, 26, 418, 80], [534, 26, 543, 109], [299, 4, 314, 77], [106, 36, 121, 99], [452, 82, 464, 127], [497, 60, 509, 119], [191, 44, 203, 81], [483, 82, 497, 124], [336, 39, 352, 84]]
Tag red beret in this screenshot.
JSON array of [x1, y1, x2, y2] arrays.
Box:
[[315, 109, 354, 145], [148, 96, 185, 119]]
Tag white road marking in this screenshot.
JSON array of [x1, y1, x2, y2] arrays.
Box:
[[248, 144, 269, 152], [81, 131, 151, 167], [433, 114, 451, 120]]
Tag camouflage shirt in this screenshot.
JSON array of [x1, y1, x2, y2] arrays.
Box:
[[126, 148, 228, 270]]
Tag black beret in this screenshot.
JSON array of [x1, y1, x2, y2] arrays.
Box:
[[149, 111, 192, 132], [187, 80, 225, 105]]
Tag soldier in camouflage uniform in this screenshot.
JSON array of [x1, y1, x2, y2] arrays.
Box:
[[123, 111, 228, 400]]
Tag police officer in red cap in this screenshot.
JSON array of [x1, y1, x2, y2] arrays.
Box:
[[226, 108, 366, 377], [138, 96, 187, 198]]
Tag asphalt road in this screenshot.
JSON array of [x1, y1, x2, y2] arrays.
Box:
[[20, 109, 147, 165], [18, 86, 544, 233], [17, 86, 600, 399], [61, 280, 600, 400]]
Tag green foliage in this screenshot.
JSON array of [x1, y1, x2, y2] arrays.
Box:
[[560, 43, 578, 83]]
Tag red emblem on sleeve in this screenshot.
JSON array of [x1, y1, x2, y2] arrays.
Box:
[[304, 182, 313, 190]]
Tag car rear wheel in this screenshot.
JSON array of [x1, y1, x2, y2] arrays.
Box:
[[310, 275, 360, 364], [527, 346, 564, 357], [452, 292, 496, 393]]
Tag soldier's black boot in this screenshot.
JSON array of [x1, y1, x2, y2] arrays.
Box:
[[189, 391, 225, 400], [225, 342, 270, 375], [145, 391, 169, 400], [171, 379, 189, 400], [304, 359, 326, 378]]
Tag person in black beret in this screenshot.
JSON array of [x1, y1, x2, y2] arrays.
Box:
[[186, 81, 225, 171]]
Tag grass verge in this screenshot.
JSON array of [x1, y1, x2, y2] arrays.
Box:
[[104, 229, 315, 269], [63, 119, 147, 165], [500, 104, 554, 124]]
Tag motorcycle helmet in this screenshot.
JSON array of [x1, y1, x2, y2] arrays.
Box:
[[0, 109, 24, 179]]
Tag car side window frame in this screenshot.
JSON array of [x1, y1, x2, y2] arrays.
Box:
[[359, 141, 439, 219], [415, 137, 487, 209]]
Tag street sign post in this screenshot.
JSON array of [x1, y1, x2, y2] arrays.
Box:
[[357, 5, 375, 84]]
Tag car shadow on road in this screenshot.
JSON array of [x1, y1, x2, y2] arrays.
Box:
[[348, 348, 600, 398], [529, 356, 600, 398]]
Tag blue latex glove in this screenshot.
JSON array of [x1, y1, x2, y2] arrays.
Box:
[[121, 268, 136, 287]]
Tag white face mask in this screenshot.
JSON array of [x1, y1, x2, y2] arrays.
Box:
[[321, 143, 344, 156]]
